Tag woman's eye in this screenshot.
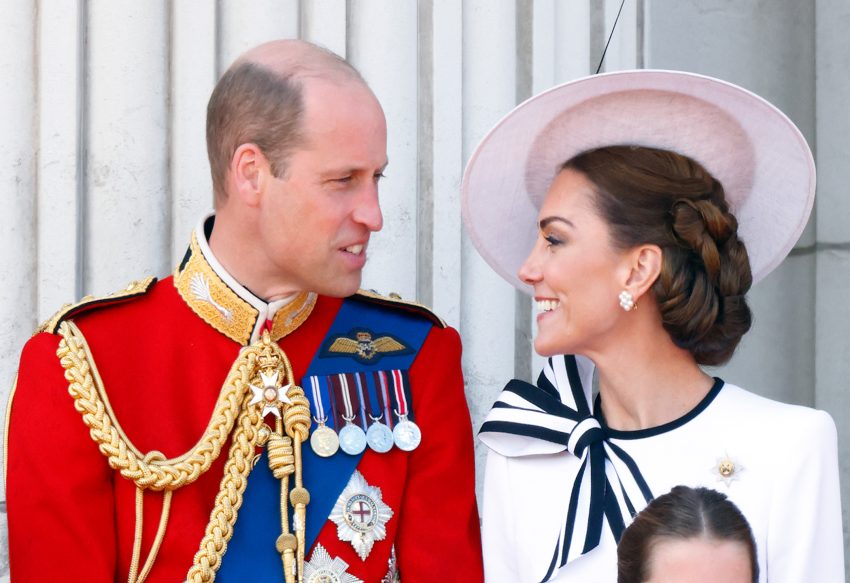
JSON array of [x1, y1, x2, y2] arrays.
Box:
[[335, 176, 353, 184], [374, 172, 386, 182], [544, 234, 563, 247]]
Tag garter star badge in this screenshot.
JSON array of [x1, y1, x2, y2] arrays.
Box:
[[711, 452, 745, 487], [304, 543, 363, 583], [330, 471, 394, 560], [323, 329, 411, 364]]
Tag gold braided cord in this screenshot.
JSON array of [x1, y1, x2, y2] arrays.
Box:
[[281, 378, 311, 583], [186, 391, 263, 582], [187, 331, 312, 582], [127, 488, 174, 583], [269, 421, 297, 583], [56, 322, 313, 583], [128, 488, 145, 583], [267, 432, 295, 480], [291, 436, 309, 583], [56, 321, 250, 491], [137, 490, 173, 583]]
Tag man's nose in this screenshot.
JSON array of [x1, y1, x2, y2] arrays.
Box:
[[354, 184, 383, 232]]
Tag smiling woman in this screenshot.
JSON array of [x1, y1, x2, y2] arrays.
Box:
[[524, 145, 754, 366], [519, 168, 636, 359], [463, 70, 844, 582]]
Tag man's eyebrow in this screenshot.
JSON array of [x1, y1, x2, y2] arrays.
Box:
[[321, 160, 389, 177]]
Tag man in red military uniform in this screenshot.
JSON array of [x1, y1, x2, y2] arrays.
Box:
[[6, 40, 483, 582]]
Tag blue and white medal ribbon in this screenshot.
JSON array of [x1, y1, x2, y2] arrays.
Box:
[[308, 376, 339, 458], [479, 355, 653, 582]]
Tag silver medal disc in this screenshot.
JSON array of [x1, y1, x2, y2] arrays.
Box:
[[310, 424, 340, 458], [339, 423, 368, 455], [366, 421, 394, 453], [392, 419, 422, 451]]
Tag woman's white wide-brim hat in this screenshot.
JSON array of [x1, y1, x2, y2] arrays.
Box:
[[461, 69, 815, 293]]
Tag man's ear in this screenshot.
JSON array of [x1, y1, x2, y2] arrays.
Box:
[[229, 143, 265, 207], [623, 244, 662, 300]]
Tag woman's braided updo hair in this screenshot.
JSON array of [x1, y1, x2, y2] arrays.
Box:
[[564, 145, 752, 365]]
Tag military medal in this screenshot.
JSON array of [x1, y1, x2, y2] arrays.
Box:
[[311, 424, 340, 457], [389, 370, 421, 451], [330, 470, 394, 560], [392, 418, 421, 451], [337, 374, 367, 455], [364, 371, 394, 453], [308, 376, 339, 457], [366, 417, 394, 453], [304, 543, 363, 583], [339, 420, 367, 455]]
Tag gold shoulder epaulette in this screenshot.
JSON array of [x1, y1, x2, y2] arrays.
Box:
[[354, 289, 447, 328], [35, 276, 158, 335]]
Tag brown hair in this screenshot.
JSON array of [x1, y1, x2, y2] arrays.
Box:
[[206, 62, 304, 203], [617, 486, 758, 583], [206, 43, 363, 204], [564, 145, 752, 366]]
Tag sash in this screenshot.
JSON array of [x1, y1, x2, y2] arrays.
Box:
[[218, 295, 432, 580]]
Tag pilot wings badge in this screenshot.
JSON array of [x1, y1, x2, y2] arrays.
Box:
[[323, 329, 412, 364]]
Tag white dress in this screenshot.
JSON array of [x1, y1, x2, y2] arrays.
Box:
[[480, 355, 844, 583]]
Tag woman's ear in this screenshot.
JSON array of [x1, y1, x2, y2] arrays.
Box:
[[624, 244, 662, 300]]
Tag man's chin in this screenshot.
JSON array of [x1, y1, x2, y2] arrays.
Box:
[[314, 274, 362, 298]]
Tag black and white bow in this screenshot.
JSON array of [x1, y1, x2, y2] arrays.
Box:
[[479, 355, 653, 582]]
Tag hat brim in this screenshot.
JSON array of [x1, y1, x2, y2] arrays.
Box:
[[461, 69, 815, 293]]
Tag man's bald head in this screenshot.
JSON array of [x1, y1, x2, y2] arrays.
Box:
[[206, 40, 367, 204]]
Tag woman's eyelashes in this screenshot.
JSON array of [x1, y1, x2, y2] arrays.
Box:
[[544, 232, 564, 248]]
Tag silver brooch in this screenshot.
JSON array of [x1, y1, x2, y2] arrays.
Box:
[[711, 452, 745, 487], [381, 546, 400, 583], [304, 543, 363, 583], [330, 470, 394, 560]]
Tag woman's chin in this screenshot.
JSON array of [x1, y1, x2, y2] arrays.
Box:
[[533, 338, 563, 358]]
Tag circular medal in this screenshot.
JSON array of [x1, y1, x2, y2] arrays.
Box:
[[338, 423, 367, 455], [366, 421, 394, 453], [310, 424, 340, 457], [392, 418, 422, 451]]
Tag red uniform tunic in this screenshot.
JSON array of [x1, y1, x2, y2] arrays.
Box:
[[6, 226, 482, 582]]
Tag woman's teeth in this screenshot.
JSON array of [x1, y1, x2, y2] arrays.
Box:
[[536, 299, 560, 313]]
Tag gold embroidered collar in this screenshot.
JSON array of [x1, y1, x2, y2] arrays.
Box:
[[174, 216, 316, 345]]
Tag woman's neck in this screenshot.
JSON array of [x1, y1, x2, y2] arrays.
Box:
[[589, 334, 714, 432]]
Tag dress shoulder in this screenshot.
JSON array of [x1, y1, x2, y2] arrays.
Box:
[[35, 276, 157, 335], [716, 383, 837, 449], [352, 289, 446, 328]]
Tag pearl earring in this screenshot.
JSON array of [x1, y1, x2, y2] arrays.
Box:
[[618, 290, 636, 312]]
